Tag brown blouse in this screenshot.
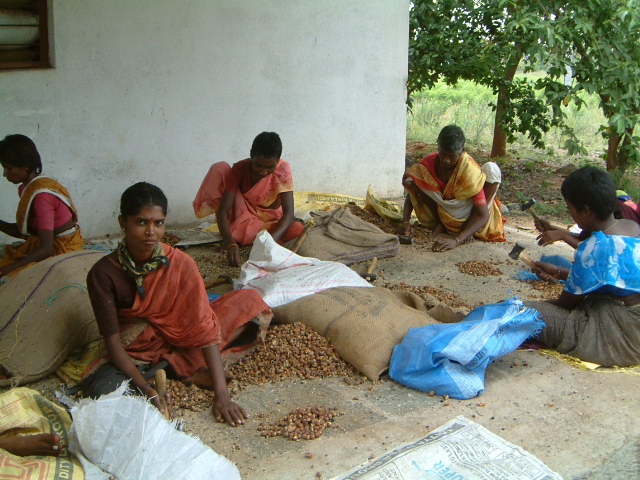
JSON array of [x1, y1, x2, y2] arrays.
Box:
[[86, 252, 138, 338]]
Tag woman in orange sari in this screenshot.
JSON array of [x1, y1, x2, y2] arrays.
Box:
[[85, 182, 271, 426], [193, 131, 304, 266], [401, 125, 505, 251], [0, 134, 83, 278]]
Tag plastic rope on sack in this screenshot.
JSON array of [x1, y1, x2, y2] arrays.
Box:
[[389, 298, 544, 399]]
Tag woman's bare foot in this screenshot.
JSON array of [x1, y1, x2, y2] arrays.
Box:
[[0, 433, 62, 456]]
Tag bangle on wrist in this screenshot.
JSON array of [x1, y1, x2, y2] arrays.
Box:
[[224, 242, 238, 251], [140, 383, 153, 393], [454, 237, 460, 246]]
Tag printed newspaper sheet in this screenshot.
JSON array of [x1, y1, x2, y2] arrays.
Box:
[[333, 416, 562, 480]]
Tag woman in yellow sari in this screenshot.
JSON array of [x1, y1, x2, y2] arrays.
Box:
[[401, 125, 505, 251], [0, 134, 83, 279]]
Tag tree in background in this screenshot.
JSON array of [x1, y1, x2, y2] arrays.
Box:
[[408, 0, 555, 158], [523, 0, 640, 173], [409, 0, 640, 174]]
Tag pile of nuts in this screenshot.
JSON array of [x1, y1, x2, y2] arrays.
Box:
[[384, 282, 470, 309], [166, 379, 215, 411], [347, 204, 433, 244], [456, 260, 503, 277], [161, 232, 182, 246], [258, 405, 339, 441], [347, 204, 397, 235], [189, 246, 251, 281], [520, 279, 564, 299], [227, 323, 357, 393]]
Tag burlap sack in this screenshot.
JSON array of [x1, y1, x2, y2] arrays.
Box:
[[272, 286, 441, 380], [0, 249, 106, 386], [288, 206, 399, 264]]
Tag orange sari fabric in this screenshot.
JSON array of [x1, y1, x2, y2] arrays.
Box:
[[193, 159, 300, 245], [119, 244, 271, 377], [404, 153, 506, 242]]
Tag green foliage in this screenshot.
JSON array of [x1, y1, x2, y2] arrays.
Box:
[[407, 76, 607, 154], [409, 0, 640, 173]]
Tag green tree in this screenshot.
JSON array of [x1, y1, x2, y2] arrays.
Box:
[[520, 0, 640, 172], [408, 0, 555, 158], [409, 0, 640, 174]]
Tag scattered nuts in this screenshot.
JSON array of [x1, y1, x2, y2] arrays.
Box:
[[457, 260, 503, 277], [258, 405, 339, 441]]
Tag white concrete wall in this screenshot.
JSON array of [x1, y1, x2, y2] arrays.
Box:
[[0, 0, 408, 238]]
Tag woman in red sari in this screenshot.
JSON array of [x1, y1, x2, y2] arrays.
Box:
[[193, 132, 304, 266], [85, 182, 271, 426]]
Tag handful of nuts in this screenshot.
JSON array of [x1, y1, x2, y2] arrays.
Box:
[[258, 405, 339, 441]]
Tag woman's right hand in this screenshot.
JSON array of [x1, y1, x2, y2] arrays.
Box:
[[226, 244, 241, 267], [532, 261, 563, 282], [144, 386, 171, 416]]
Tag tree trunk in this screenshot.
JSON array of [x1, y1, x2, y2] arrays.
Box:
[[607, 127, 634, 174], [490, 51, 523, 158], [606, 130, 622, 171]]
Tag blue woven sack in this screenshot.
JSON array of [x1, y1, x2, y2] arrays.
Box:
[[389, 298, 543, 399]]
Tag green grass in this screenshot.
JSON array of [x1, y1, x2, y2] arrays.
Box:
[[407, 75, 607, 157]]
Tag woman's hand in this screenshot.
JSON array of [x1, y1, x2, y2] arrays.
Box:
[[225, 244, 241, 267], [432, 234, 459, 252], [534, 217, 552, 233], [402, 176, 416, 193], [213, 397, 247, 426], [532, 261, 566, 282], [536, 229, 565, 247]]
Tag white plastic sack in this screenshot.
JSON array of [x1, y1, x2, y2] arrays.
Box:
[[239, 230, 372, 308], [69, 383, 241, 480]]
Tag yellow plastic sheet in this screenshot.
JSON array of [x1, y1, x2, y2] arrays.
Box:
[[0, 387, 84, 479]]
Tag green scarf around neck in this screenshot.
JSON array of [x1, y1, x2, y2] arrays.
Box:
[[116, 240, 170, 298]]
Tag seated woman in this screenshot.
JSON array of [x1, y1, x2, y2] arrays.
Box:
[[400, 125, 505, 251], [615, 189, 640, 224], [534, 182, 639, 283], [525, 166, 640, 367], [85, 182, 272, 426], [193, 131, 304, 266], [0, 134, 83, 279]]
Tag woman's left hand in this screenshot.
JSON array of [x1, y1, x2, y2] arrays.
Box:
[[213, 397, 247, 426], [432, 235, 459, 252]]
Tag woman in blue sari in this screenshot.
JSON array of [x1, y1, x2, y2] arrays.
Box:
[[525, 166, 640, 367]]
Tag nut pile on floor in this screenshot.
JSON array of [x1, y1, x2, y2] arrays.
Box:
[[520, 279, 564, 299], [258, 405, 339, 440], [166, 379, 214, 411], [227, 323, 358, 393], [189, 246, 251, 282], [161, 232, 181, 246], [456, 260, 503, 277], [384, 282, 470, 309]]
